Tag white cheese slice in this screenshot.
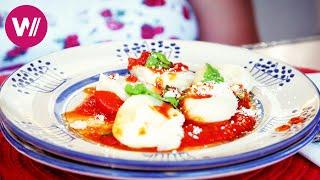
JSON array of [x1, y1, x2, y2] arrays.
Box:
[[96, 73, 130, 101], [181, 83, 238, 123], [112, 95, 185, 151]]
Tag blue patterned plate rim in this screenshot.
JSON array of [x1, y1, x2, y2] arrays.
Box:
[[1, 121, 319, 179]]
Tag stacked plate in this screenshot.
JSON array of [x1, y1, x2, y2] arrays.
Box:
[[1, 40, 319, 179]]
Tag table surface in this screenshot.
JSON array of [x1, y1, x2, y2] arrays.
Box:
[[1, 38, 320, 179]]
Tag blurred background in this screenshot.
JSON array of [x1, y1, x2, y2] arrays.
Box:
[[250, 0, 320, 70], [254, 0, 320, 42], [0, 0, 319, 73]]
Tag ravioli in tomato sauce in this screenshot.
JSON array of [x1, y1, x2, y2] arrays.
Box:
[[64, 51, 258, 152]]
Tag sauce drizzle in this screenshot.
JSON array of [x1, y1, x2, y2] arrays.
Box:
[[275, 116, 306, 132], [153, 103, 172, 118]]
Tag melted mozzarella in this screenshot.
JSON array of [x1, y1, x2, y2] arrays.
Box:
[[112, 95, 185, 151], [96, 73, 130, 101], [182, 83, 238, 123], [217, 64, 256, 92], [193, 64, 255, 92], [161, 71, 194, 91], [193, 65, 207, 84], [69, 120, 87, 129], [69, 115, 107, 130], [130, 66, 160, 85], [130, 65, 194, 91]]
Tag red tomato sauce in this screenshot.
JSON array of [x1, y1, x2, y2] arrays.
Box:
[[275, 116, 305, 132], [125, 74, 138, 83], [275, 124, 291, 132], [171, 63, 189, 72], [179, 113, 256, 150], [64, 88, 123, 123], [65, 87, 257, 152], [238, 92, 252, 109], [128, 51, 189, 74], [153, 103, 172, 118], [186, 94, 213, 99], [288, 116, 305, 124], [128, 51, 150, 70]]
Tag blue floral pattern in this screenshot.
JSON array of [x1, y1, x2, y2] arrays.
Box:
[[143, 152, 195, 161], [116, 41, 181, 61], [245, 58, 295, 86], [10, 60, 67, 94]]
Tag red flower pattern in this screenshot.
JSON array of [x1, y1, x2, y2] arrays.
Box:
[[107, 20, 124, 30], [0, 1, 197, 67], [169, 36, 180, 39], [143, 0, 165, 7], [153, 26, 164, 34], [64, 35, 80, 49], [101, 9, 112, 18], [182, 5, 190, 20], [141, 24, 164, 39], [5, 47, 28, 61]]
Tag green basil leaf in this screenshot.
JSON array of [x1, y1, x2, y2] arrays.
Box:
[[146, 89, 162, 99], [124, 83, 180, 108], [162, 97, 179, 108], [145, 52, 171, 69], [155, 52, 171, 66], [145, 55, 158, 67], [125, 83, 161, 99], [203, 63, 224, 83], [125, 84, 147, 95]]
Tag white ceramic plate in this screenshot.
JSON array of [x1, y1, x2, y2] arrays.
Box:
[[0, 40, 319, 170]]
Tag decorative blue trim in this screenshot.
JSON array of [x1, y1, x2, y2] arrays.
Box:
[[313, 134, 320, 143], [116, 41, 181, 61], [10, 60, 67, 94], [1, 121, 318, 179], [143, 152, 196, 161], [9, 120, 75, 144], [245, 58, 295, 87]]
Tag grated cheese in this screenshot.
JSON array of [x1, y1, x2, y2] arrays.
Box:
[[187, 126, 203, 140], [70, 121, 87, 129], [95, 114, 105, 122], [192, 126, 202, 135], [108, 73, 120, 80], [163, 87, 181, 98], [237, 107, 257, 117]]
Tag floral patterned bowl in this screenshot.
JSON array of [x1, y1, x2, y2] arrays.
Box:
[[0, 40, 319, 171]]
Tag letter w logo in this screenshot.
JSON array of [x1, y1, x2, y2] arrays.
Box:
[[12, 17, 41, 37]]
